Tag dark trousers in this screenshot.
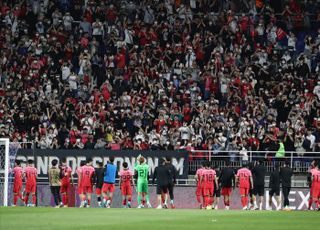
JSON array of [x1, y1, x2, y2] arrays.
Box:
[[167, 183, 174, 200], [282, 186, 291, 207], [50, 186, 61, 206]]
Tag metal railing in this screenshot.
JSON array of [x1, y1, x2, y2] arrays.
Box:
[[188, 150, 319, 174]]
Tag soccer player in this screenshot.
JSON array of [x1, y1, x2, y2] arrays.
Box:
[[94, 161, 104, 207], [252, 159, 266, 210], [165, 157, 176, 209], [267, 163, 281, 211], [201, 162, 218, 209], [135, 155, 152, 208], [12, 159, 24, 206], [311, 162, 320, 211], [79, 158, 95, 208], [49, 159, 62, 208], [213, 165, 221, 210], [307, 160, 317, 210], [60, 157, 73, 207], [119, 162, 135, 208], [280, 161, 293, 211], [220, 161, 235, 210], [24, 159, 37, 207], [195, 164, 205, 208], [76, 161, 86, 202], [236, 163, 253, 210], [102, 156, 117, 208], [153, 158, 169, 209]]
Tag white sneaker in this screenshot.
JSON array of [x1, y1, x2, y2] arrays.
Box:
[[259, 204, 263, 210], [214, 206, 218, 210], [242, 206, 248, 210], [254, 204, 259, 210], [86, 205, 90, 208], [266, 206, 272, 211], [147, 202, 152, 208], [127, 202, 131, 208], [156, 205, 162, 209], [225, 206, 230, 210], [137, 204, 144, 208], [12, 205, 16, 207], [206, 205, 212, 210], [123, 205, 127, 208]]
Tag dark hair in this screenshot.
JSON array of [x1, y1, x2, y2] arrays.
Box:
[[165, 157, 171, 163], [123, 162, 128, 168], [258, 159, 264, 164], [61, 157, 67, 163], [27, 159, 34, 164], [160, 158, 166, 165], [15, 159, 21, 165], [86, 157, 93, 163], [108, 156, 115, 163], [97, 161, 103, 167], [52, 159, 58, 166], [80, 161, 86, 167]]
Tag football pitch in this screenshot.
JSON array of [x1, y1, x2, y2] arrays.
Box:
[[0, 208, 319, 230]]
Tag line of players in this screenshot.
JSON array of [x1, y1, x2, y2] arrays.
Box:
[[12, 157, 320, 210], [11, 154, 176, 208], [195, 160, 320, 211]]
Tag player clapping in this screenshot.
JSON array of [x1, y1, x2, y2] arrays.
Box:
[[24, 159, 37, 207], [102, 156, 117, 208], [220, 161, 235, 210], [310, 161, 320, 211], [94, 162, 104, 207], [135, 155, 152, 208], [201, 162, 218, 210], [236, 163, 253, 210], [12, 160, 24, 206], [60, 157, 73, 207], [119, 162, 135, 208], [79, 158, 95, 208], [195, 164, 205, 209]]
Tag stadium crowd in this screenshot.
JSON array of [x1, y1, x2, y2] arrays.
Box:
[[0, 0, 320, 159]]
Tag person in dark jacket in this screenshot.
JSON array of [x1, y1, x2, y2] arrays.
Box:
[[165, 157, 177, 209], [280, 161, 293, 210], [267, 163, 281, 210], [252, 159, 266, 210], [94, 161, 104, 207], [152, 158, 169, 209]]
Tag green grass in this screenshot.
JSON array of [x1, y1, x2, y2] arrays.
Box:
[[0, 207, 319, 230]]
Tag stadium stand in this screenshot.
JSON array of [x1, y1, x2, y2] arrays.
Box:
[[0, 0, 319, 162]]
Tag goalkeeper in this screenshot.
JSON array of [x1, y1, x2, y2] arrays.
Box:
[[135, 155, 152, 208]]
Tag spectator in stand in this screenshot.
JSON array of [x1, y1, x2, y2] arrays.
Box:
[[0, 0, 319, 161]]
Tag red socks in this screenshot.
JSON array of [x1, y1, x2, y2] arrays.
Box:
[[241, 196, 246, 207], [13, 195, 18, 205], [196, 195, 201, 204], [32, 194, 36, 205], [62, 194, 68, 205], [308, 198, 313, 209], [24, 194, 29, 205], [123, 199, 127, 205]]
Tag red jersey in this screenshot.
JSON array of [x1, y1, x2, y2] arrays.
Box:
[[60, 165, 72, 185], [196, 168, 204, 187], [312, 170, 320, 190], [24, 166, 37, 185], [202, 169, 216, 188], [13, 166, 23, 184], [119, 169, 133, 184], [236, 168, 252, 188], [80, 165, 95, 187]]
